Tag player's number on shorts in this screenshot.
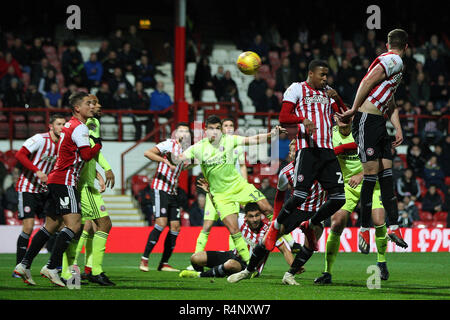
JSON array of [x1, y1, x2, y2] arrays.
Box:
[[249, 189, 263, 201], [336, 172, 344, 184]]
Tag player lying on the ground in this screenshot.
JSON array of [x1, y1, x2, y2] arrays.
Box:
[[227, 140, 326, 285], [315, 115, 390, 284], [179, 202, 296, 279], [171, 115, 286, 264]]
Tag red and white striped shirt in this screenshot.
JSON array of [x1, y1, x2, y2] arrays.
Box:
[[232, 217, 281, 274], [365, 52, 403, 115], [282, 82, 337, 150], [151, 139, 183, 195], [48, 117, 91, 186], [16, 132, 58, 193], [277, 161, 327, 212]]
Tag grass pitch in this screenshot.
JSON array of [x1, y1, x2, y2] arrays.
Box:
[[1, 252, 449, 300]]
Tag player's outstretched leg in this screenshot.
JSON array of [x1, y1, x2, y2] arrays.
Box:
[[227, 244, 268, 283]]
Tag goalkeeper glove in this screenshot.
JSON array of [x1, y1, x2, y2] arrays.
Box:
[[90, 135, 102, 146]]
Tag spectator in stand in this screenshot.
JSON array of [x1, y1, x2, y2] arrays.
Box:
[[4, 167, 19, 212], [63, 55, 87, 87], [192, 56, 213, 101], [408, 134, 432, 159], [96, 82, 114, 109], [150, 81, 173, 111], [38, 68, 57, 94], [3, 78, 25, 107], [402, 195, 420, 222], [402, 47, 417, 85], [212, 65, 226, 101], [247, 71, 268, 113], [138, 184, 154, 225], [112, 83, 131, 109], [61, 41, 83, 71], [430, 74, 449, 109], [392, 156, 405, 185], [44, 82, 62, 108], [261, 87, 280, 113], [407, 145, 427, 178], [130, 81, 150, 110], [119, 42, 138, 74], [84, 52, 103, 89], [135, 55, 156, 89], [186, 39, 199, 64], [0, 52, 23, 80], [351, 45, 369, 72], [108, 67, 132, 94], [424, 155, 446, 191], [362, 30, 378, 61], [109, 29, 125, 52], [397, 202, 413, 228], [24, 84, 45, 108], [420, 101, 443, 144], [265, 23, 283, 54], [11, 38, 30, 74], [399, 100, 417, 138], [317, 33, 333, 59], [97, 40, 110, 63], [125, 25, 144, 51], [62, 83, 78, 107], [293, 59, 308, 82], [278, 131, 290, 161], [409, 72, 430, 108], [189, 193, 206, 227], [309, 47, 323, 63], [259, 177, 276, 207], [102, 51, 122, 81], [335, 59, 355, 90], [396, 168, 421, 201], [328, 46, 346, 76], [31, 57, 56, 87], [340, 75, 358, 105], [422, 184, 444, 215], [1, 65, 23, 92], [275, 57, 294, 92], [28, 38, 46, 67], [223, 84, 242, 111], [424, 48, 448, 82], [223, 70, 237, 92], [289, 42, 306, 73], [248, 34, 269, 65], [354, 58, 371, 82]]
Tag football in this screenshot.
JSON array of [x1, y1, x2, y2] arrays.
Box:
[[236, 51, 262, 75]]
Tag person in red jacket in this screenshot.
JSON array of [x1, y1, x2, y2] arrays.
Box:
[[0, 52, 23, 80]]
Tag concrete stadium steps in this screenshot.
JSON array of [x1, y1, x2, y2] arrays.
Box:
[[102, 195, 146, 227]]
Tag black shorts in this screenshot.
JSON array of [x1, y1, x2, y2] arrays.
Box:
[[47, 184, 81, 216], [293, 148, 344, 193], [18, 191, 55, 220], [352, 111, 393, 163], [151, 189, 180, 221], [283, 209, 315, 234], [206, 251, 246, 270]]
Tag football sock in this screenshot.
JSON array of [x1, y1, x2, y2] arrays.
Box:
[[16, 231, 31, 265], [21, 226, 51, 268], [310, 193, 346, 226], [288, 245, 314, 275], [160, 230, 179, 264], [195, 231, 209, 253], [375, 224, 388, 263], [231, 232, 250, 264], [324, 230, 341, 274], [92, 231, 109, 276], [143, 224, 163, 258], [377, 169, 399, 226], [47, 227, 75, 270], [74, 230, 89, 266], [360, 175, 378, 228], [200, 264, 230, 278], [246, 243, 269, 272], [61, 239, 78, 280], [85, 233, 94, 269]]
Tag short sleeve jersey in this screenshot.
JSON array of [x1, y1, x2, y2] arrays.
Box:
[[78, 118, 102, 188], [331, 126, 362, 183], [151, 139, 184, 195]]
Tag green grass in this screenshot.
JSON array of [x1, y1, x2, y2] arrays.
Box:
[[1, 252, 449, 300]]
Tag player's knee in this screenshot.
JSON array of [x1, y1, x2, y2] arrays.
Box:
[[225, 260, 241, 273], [191, 252, 206, 266]]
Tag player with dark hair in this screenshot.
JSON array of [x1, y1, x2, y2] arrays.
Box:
[[172, 115, 285, 264], [12, 114, 66, 283], [14, 92, 102, 287], [337, 29, 409, 252], [139, 122, 191, 272], [228, 140, 325, 285], [180, 201, 294, 279], [264, 59, 348, 253]]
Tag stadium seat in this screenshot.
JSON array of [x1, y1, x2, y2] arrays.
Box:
[[445, 176, 450, 186], [200, 89, 217, 102], [398, 154, 407, 168], [414, 201, 422, 211], [0, 120, 9, 139], [416, 177, 427, 197], [412, 221, 427, 228], [419, 211, 433, 221], [211, 49, 229, 64], [433, 211, 448, 223], [436, 188, 446, 203], [14, 122, 28, 139], [28, 115, 44, 123], [131, 175, 149, 197], [28, 123, 47, 136], [431, 221, 446, 228]]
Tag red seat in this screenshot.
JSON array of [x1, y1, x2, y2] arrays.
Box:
[[445, 176, 450, 186], [431, 221, 446, 228], [433, 211, 448, 222], [12, 114, 25, 122], [414, 201, 422, 210], [5, 149, 17, 159], [398, 154, 407, 168], [28, 123, 47, 136], [28, 115, 44, 123], [0, 123, 9, 139], [131, 175, 149, 197], [419, 211, 433, 221], [416, 177, 427, 198], [436, 188, 446, 203], [14, 123, 28, 139], [412, 221, 427, 228]]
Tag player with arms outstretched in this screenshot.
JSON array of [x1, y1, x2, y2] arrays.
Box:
[[314, 115, 389, 285], [337, 29, 409, 252]]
